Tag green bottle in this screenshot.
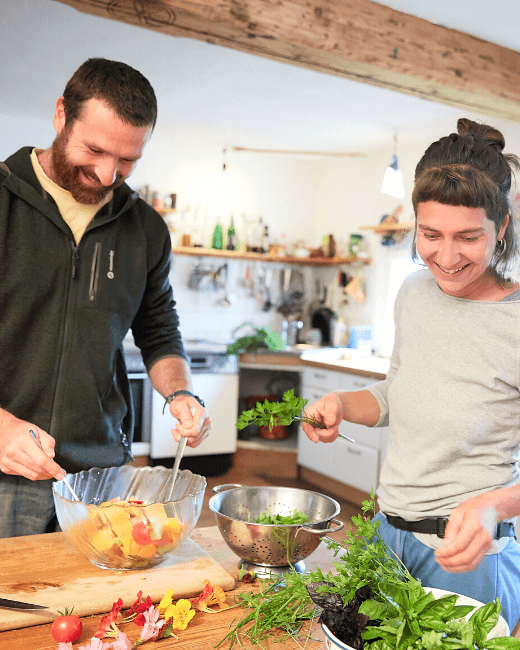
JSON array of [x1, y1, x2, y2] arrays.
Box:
[[212, 221, 223, 250], [226, 217, 236, 251]]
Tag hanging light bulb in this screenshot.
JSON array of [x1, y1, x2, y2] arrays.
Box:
[[381, 132, 404, 200]]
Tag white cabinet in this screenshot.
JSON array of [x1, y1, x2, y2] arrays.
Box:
[[298, 366, 388, 495]]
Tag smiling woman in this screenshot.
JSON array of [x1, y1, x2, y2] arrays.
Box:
[[301, 117, 520, 631]]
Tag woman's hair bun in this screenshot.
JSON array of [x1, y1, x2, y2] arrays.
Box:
[[457, 117, 505, 151]]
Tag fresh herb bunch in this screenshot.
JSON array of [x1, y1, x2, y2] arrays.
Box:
[[216, 571, 319, 648], [226, 326, 285, 356], [360, 584, 509, 650], [307, 491, 412, 605], [236, 389, 324, 432]]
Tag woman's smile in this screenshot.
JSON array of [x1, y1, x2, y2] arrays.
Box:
[[435, 261, 470, 276], [416, 201, 508, 300]]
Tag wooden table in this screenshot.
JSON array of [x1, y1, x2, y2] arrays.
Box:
[[0, 526, 333, 650], [1, 527, 518, 649]]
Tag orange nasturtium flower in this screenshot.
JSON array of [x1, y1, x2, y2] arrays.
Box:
[[190, 579, 229, 612]]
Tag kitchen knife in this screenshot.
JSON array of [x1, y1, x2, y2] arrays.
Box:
[[0, 597, 48, 610]]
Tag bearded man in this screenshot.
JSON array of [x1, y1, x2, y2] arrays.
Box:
[[0, 58, 211, 537]]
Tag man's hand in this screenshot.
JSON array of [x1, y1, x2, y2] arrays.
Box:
[[435, 493, 498, 573], [300, 392, 344, 443], [0, 415, 66, 481], [168, 396, 212, 448]]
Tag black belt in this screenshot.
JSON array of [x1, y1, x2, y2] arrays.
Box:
[[385, 514, 515, 540]]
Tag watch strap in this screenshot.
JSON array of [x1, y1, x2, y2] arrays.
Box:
[[163, 390, 205, 414]]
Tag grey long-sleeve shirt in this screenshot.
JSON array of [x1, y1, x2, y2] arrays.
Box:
[[367, 269, 520, 549]]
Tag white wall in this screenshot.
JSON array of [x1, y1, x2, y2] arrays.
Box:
[[4, 111, 520, 354]]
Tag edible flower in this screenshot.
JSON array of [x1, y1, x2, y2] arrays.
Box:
[[163, 599, 196, 630], [139, 605, 166, 642], [190, 579, 229, 612], [95, 598, 124, 639], [127, 591, 153, 626]]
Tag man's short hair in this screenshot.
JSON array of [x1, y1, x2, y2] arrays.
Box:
[[62, 58, 157, 129]]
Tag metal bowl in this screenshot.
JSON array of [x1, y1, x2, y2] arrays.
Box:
[[52, 466, 206, 570], [209, 484, 343, 567]]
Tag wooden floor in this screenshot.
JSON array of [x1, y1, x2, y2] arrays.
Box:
[[196, 446, 364, 543]]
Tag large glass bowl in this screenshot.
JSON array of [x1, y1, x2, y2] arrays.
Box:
[[52, 465, 206, 570]]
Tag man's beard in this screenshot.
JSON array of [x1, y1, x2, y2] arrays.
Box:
[[50, 129, 126, 205]]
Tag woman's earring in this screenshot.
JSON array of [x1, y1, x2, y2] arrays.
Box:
[[495, 239, 507, 257]]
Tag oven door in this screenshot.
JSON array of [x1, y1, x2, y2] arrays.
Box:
[[128, 371, 153, 457]]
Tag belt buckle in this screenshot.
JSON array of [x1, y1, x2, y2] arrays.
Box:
[[436, 518, 448, 539]]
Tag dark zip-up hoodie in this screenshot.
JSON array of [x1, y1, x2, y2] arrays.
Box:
[[0, 147, 186, 473]]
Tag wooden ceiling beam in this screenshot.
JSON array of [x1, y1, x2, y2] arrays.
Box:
[[54, 0, 520, 123]]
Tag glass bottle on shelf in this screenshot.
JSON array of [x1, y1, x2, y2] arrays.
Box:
[[226, 216, 236, 251], [262, 225, 270, 254], [211, 220, 224, 250]]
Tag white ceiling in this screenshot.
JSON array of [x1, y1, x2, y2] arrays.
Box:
[[1, 0, 520, 154]]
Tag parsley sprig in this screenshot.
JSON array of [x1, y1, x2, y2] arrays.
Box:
[[236, 389, 325, 432]]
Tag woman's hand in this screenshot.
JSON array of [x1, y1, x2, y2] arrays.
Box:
[[435, 493, 499, 572], [168, 397, 212, 448], [301, 392, 344, 443]]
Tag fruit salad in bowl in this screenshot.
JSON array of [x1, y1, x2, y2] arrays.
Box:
[[52, 465, 206, 570]]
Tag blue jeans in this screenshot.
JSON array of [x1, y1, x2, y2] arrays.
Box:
[[0, 474, 57, 538], [374, 513, 520, 631]]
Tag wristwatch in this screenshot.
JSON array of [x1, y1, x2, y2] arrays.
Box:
[[162, 390, 205, 414]]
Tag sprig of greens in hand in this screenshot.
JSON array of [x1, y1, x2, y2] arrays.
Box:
[[236, 389, 326, 432]]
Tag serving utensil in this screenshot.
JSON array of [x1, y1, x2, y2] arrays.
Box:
[[29, 429, 81, 501], [166, 405, 197, 502]]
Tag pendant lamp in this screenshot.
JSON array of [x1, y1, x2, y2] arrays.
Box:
[[381, 132, 404, 199]]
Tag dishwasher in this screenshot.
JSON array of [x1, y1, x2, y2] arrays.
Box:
[[149, 340, 239, 475]]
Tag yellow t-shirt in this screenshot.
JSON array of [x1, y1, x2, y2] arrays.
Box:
[[30, 148, 111, 244]]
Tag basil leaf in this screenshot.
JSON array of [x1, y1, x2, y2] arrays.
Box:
[[486, 638, 520, 650], [470, 600, 500, 646]]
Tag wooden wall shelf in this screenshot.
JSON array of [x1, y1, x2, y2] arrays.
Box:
[[359, 221, 415, 235], [171, 246, 370, 266]]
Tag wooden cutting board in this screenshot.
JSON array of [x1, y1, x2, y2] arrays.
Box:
[[0, 531, 235, 632]]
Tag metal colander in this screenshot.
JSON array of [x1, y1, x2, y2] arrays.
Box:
[[209, 484, 344, 567]]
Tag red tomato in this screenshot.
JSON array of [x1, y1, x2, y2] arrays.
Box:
[[51, 608, 82, 644]]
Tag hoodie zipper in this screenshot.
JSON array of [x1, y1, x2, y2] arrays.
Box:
[[49, 241, 80, 437], [89, 242, 102, 301]]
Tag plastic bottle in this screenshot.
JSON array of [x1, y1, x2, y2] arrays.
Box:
[[332, 317, 348, 347]]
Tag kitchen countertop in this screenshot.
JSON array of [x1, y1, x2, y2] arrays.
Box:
[[240, 346, 390, 379]]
